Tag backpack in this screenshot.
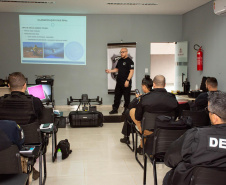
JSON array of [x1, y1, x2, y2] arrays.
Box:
[[54, 139, 72, 160], [154, 115, 193, 130]]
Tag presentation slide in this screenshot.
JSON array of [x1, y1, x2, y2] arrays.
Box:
[[19, 15, 86, 65]]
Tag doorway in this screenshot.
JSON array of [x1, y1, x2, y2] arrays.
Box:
[[150, 42, 188, 92]]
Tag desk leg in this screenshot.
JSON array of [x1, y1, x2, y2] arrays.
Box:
[[39, 151, 42, 185]]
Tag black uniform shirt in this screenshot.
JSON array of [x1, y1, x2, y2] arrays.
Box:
[[116, 57, 134, 84], [0, 120, 24, 150], [193, 92, 208, 110], [190, 91, 218, 111], [135, 88, 178, 121], [164, 124, 226, 185]]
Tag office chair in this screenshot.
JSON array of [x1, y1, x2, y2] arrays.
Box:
[[20, 122, 48, 185], [39, 107, 57, 162], [134, 112, 175, 169], [0, 145, 28, 185], [143, 128, 188, 185], [0, 92, 55, 184]]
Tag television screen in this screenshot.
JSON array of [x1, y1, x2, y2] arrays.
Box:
[[26, 84, 52, 103]]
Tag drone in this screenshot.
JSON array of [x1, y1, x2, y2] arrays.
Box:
[[67, 94, 103, 111]]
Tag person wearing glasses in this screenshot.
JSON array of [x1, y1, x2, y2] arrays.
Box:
[[163, 91, 226, 185], [106, 48, 134, 115]]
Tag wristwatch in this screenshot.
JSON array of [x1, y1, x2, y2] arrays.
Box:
[[126, 79, 130, 81]]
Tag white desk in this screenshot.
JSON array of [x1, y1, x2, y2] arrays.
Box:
[[176, 95, 195, 103]]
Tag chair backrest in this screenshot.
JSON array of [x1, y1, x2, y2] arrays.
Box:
[[182, 110, 210, 127], [0, 145, 22, 174], [190, 167, 226, 185], [153, 128, 187, 159], [200, 76, 208, 92], [0, 93, 36, 125], [142, 112, 174, 131], [20, 122, 41, 144], [39, 107, 54, 124]]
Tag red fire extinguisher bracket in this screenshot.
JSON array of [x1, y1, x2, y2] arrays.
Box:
[[194, 44, 203, 71]]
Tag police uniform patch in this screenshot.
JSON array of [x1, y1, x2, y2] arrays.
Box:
[[17, 124, 24, 140], [21, 130, 24, 140]]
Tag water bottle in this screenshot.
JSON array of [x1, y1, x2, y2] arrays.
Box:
[[57, 149, 62, 162], [195, 84, 198, 91]]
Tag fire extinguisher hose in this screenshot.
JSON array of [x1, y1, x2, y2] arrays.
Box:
[[194, 44, 201, 51]]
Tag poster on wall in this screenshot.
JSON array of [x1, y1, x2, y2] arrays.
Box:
[[107, 42, 136, 93]]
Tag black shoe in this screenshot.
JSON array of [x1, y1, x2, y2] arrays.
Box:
[[109, 109, 118, 114], [136, 146, 143, 155], [120, 136, 130, 144], [32, 167, 40, 180]]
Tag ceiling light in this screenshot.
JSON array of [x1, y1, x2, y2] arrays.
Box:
[[107, 2, 158, 5], [0, 0, 55, 3]]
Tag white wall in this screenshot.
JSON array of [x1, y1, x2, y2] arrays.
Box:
[[183, 2, 226, 91]]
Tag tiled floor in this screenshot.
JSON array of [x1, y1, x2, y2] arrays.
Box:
[[32, 105, 170, 185]]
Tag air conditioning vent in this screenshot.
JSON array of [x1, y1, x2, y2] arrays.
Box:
[[214, 0, 226, 15]]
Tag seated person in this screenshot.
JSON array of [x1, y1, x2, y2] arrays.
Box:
[[190, 77, 218, 111], [0, 120, 39, 182], [0, 72, 43, 180], [130, 75, 178, 154], [0, 72, 43, 125], [0, 120, 24, 151], [120, 75, 153, 144], [163, 91, 226, 185]]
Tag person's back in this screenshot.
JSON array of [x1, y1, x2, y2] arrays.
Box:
[[0, 92, 37, 125], [164, 91, 226, 185], [0, 120, 24, 151], [135, 89, 177, 117], [0, 72, 43, 125], [164, 125, 226, 185], [130, 75, 178, 154], [135, 75, 178, 121]]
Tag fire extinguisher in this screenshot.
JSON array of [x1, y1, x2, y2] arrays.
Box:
[[194, 44, 203, 71]]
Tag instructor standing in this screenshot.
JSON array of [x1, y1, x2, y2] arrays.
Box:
[[106, 48, 134, 114]]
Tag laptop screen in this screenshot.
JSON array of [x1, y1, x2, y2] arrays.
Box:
[[26, 84, 52, 103]]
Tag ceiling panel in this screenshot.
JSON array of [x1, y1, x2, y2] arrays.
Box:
[[0, 0, 212, 15]]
